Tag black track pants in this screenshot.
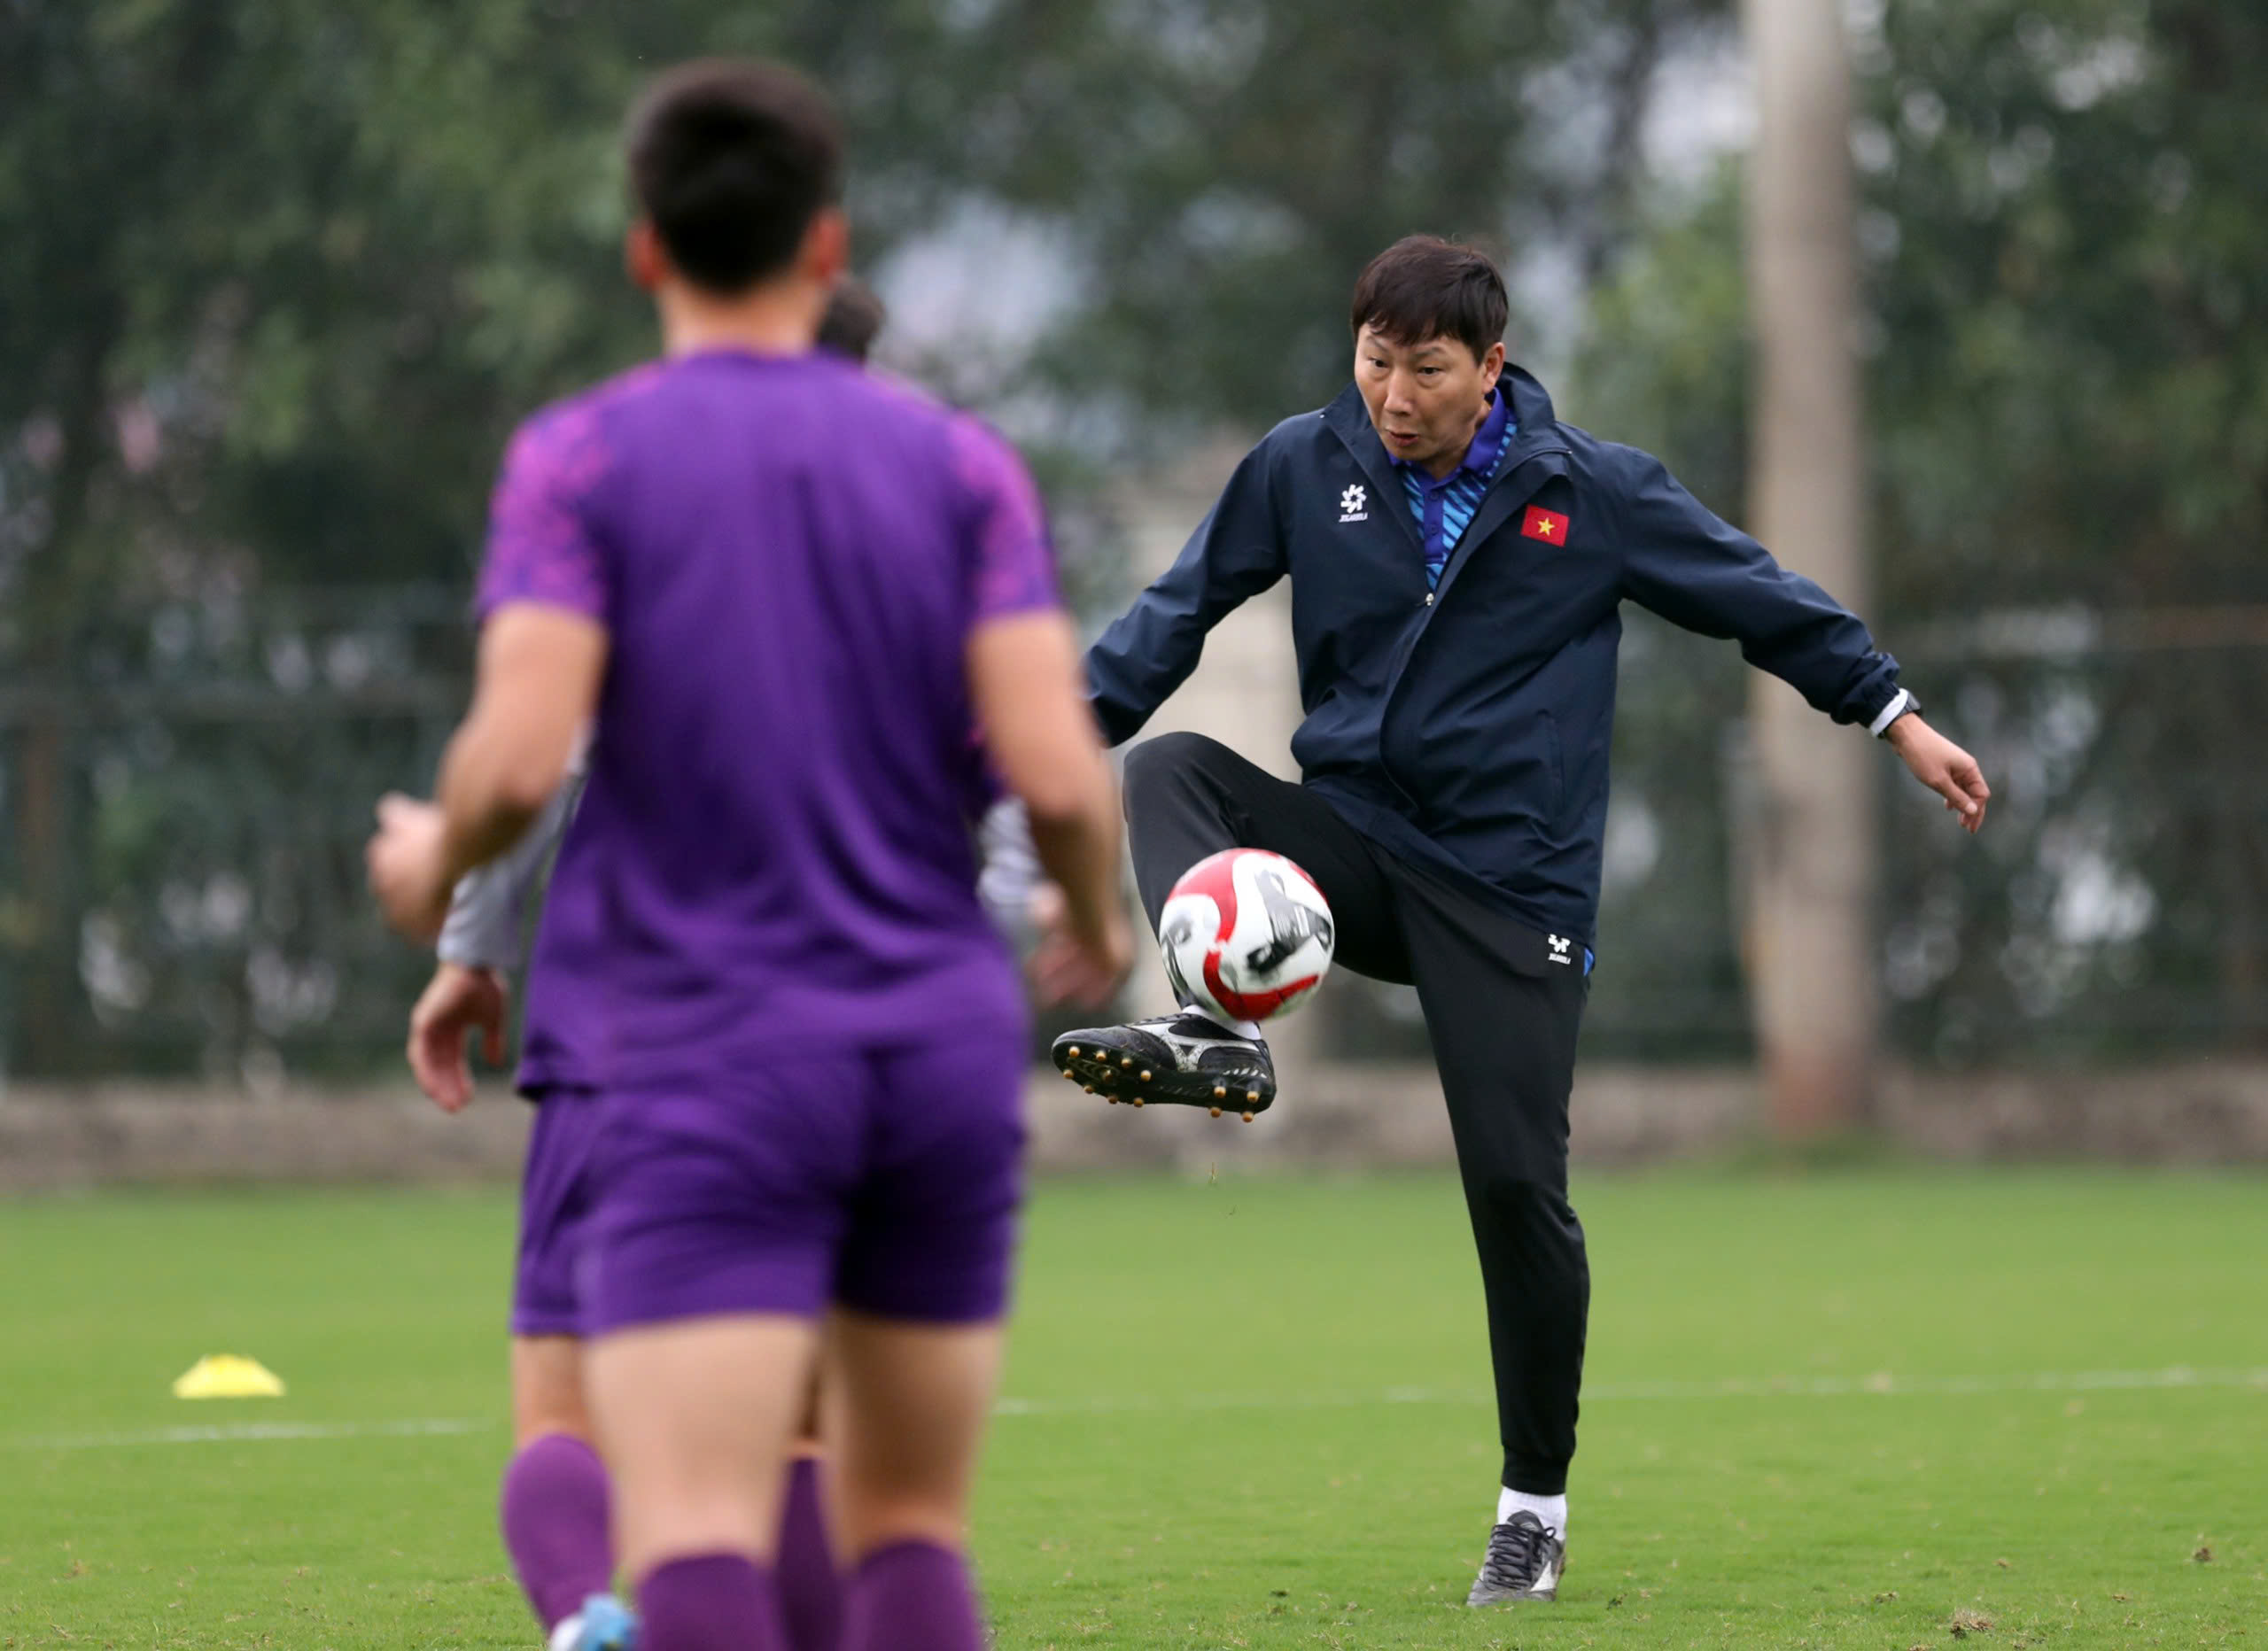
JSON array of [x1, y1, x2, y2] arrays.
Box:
[[1122, 732, 1591, 1495]]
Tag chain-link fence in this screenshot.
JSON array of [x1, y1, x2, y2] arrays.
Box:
[[1326, 607, 2268, 1067], [5, 593, 2263, 1081], [1, 586, 468, 1081]]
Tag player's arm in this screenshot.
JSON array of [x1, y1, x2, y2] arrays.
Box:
[[370, 610, 605, 941], [1613, 452, 1987, 830], [435, 607, 606, 882], [373, 409, 616, 942], [969, 610, 1130, 1005], [1083, 440, 1287, 746]]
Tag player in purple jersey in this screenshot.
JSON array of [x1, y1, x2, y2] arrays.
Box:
[[370, 58, 1130, 1651], [405, 279, 900, 1651]]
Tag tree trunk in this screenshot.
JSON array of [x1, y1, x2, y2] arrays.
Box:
[[1739, 0, 1879, 1135]]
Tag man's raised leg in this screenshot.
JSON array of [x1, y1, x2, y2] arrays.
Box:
[[1052, 731, 1406, 1114]]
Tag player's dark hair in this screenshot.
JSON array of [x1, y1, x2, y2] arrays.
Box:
[[626, 58, 843, 295], [817, 276, 886, 362], [1348, 236, 1509, 363]]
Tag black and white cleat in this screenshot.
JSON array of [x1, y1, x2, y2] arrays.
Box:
[[1052, 1012, 1276, 1117]]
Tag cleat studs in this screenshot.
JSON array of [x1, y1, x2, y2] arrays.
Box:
[[1084, 1084, 1097, 1094], [1120, 1055, 1133, 1067], [1240, 1111, 1255, 1123], [1139, 1070, 1153, 1081], [1209, 1106, 1223, 1118], [1130, 1097, 1144, 1108], [1066, 1046, 1081, 1058], [1246, 1089, 1260, 1104], [1213, 1085, 1228, 1100]]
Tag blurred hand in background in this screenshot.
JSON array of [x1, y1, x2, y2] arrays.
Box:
[[407, 962, 509, 1112], [368, 794, 454, 942]]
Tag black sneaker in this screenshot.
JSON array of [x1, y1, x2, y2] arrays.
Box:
[[1051, 1012, 1276, 1120], [1465, 1511, 1565, 1605]]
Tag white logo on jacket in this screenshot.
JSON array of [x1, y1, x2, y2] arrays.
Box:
[[1338, 484, 1368, 523]]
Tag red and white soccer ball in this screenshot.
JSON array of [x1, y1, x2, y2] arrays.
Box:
[[1158, 849, 1336, 1024]]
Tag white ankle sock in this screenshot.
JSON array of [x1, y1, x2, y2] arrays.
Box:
[[1184, 1007, 1263, 1039], [1497, 1486, 1566, 1533]]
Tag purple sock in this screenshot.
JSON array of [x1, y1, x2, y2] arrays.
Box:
[[499, 1432, 615, 1632], [775, 1458, 841, 1651], [641, 1552, 782, 1651], [840, 1540, 982, 1651]]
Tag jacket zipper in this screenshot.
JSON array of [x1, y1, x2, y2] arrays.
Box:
[[1377, 444, 1572, 803]]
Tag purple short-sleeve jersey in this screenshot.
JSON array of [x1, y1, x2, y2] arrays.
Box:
[[477, 350, 1060, 1085]]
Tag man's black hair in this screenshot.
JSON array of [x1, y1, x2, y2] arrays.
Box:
[[1348, 235, 1509, 363], [627, 58, 843, 295], [817, 276, 886, 362]]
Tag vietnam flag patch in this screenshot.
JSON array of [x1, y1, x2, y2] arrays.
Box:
[[1521, 505, 1571, 545]]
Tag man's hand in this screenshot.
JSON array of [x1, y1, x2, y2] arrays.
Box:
[[1029, 889, 1135, 1011], [1886, 716, 1991, 833], [368, 794, 454, 942], [408, 962, 510, 1112]]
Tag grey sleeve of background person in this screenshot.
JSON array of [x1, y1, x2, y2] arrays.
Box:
[[433, 771, 584, 972], [976, 796, 1047, 941], [1082, 439, 1287, 746]]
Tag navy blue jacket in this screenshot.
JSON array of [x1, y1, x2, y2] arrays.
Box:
[[1084, 367, 1902, 947]]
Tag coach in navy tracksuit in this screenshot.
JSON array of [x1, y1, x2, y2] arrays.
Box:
[[1051, 236, 1991, 1604]]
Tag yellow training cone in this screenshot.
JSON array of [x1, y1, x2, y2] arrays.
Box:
[[172, 1355, 287, 1399]]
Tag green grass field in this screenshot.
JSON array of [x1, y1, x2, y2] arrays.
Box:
[[4, 1166, 2264, 1648]]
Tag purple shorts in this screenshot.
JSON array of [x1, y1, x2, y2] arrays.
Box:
[[509, 1084, 607, 1338], [585, 1026, 1028, 1335]]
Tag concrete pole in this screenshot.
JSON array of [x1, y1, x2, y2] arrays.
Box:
[[1739, 0, 1881, 1134]]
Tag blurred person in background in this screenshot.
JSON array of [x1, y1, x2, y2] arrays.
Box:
[[1050, 234, 1990, 1606], [402, 276, 905, 1651], [372, 58, 1129, 1651]]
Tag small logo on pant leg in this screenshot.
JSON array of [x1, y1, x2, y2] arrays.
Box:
[[1338, 484, 1368, 523], [1546, 934, 1573, 965]]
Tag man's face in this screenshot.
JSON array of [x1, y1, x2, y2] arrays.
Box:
[[1354, 326, 1506, 478]]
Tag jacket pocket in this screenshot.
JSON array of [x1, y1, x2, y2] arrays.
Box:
[[1538, 709, 1565, 819]]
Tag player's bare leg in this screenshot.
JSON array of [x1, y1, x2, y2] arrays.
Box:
[[587, 1314, 819, 1651], [501, 1335, 634, 1650], [822, 1311, 1003, 1649], [511, 1334, 593, 1447]]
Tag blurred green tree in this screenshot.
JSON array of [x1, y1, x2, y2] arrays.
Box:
[[0, 0, 1759, 1078], [0, 0, 984, 1073], [949, 0, 1728, 435], [1573, 0, 2268, 1060]]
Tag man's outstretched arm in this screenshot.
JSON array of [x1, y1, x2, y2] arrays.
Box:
[[1614, 451, 1987, 831], [1881, 711, 1990, 833]]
